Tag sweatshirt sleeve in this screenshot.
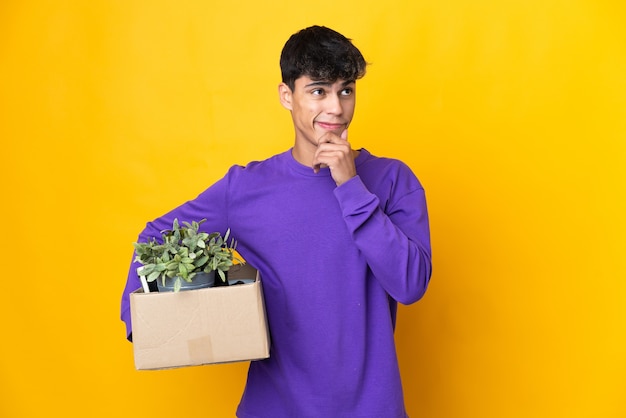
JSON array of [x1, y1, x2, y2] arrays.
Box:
[[120, 172, 231, 341], [333, 172, 432, 305]]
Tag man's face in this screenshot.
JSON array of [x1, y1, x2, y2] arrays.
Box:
[[279, 76, 356, 152]]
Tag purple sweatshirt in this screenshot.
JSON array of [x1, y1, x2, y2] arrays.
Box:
[[121, 148, 432, 417]]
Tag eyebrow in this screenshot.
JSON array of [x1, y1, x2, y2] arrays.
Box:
[[304, 79, 356, 88]]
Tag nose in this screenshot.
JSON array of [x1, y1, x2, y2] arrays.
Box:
[[325, 94, 343, 116]]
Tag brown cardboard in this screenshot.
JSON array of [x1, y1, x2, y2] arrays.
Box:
[[130, 264, 270, 370]]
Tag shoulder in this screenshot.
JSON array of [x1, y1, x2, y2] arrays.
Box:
[[224, 150, 290, 179], [357, 149, 424, 190], [358, 148, 412, 171]]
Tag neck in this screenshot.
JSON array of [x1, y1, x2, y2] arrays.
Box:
[[291, 141, 316, 167]]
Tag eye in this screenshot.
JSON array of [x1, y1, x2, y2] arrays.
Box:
[[340, 88, 353, 96], [311, 88, 325, 96]]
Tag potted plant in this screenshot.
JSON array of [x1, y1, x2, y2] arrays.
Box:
[[132, 218, 240, 292]]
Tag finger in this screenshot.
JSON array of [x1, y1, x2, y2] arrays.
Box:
[[317, 130, 348, 146], [317, 132, 334, 146]]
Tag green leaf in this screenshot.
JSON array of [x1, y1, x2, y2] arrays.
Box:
[[137, 265, 154, 276], [194, 255, 209, 267]]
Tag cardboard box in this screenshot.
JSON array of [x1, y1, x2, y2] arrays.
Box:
[[130, 264, 270, 370]]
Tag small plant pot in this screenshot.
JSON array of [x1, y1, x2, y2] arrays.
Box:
[[156, 271, 216, 293]]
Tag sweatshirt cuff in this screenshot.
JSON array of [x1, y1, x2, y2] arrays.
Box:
[[333, 175, 378, 214]]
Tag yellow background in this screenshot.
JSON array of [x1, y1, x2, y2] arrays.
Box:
[[1, 1, 624, 417]]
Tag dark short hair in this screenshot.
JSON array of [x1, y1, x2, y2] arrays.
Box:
[[280, 25, 367, 91]]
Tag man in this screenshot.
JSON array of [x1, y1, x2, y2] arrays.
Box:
[[121, 25, 432, 417]]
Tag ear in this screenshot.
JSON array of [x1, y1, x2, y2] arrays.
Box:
[[278, 82, 293, 110]]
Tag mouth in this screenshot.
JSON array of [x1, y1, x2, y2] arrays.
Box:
[[315, 121, 346, 131]]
